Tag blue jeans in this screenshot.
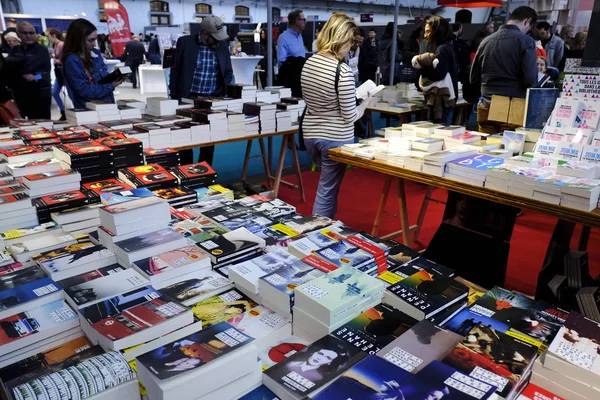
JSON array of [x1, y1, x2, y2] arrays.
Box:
[[305, 138, 354, 219], [52, 78, 65, 113]]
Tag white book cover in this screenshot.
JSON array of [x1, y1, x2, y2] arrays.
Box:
[[551, 98, 584, 128], [578, 100, 600, 130], [226, 305, 288, 341], [356, 80, 385, 100], [556, 141, 584, 161], [502, 131, 526, 155]]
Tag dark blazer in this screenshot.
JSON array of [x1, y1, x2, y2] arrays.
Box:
[[169, 34, 233, 100], [123, 40, 146, 65]]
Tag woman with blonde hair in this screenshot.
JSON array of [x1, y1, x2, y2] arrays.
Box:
[[300, 13, 372, 218]]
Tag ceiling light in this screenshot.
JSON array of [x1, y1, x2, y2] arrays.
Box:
[[82, 12, 87, 16]]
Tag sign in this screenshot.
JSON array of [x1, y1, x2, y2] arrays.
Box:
[[360, 14, 373, 22], [103, 0, 131, 58]]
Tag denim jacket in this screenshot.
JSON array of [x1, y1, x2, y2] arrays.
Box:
[[63, 48, 115, 109]]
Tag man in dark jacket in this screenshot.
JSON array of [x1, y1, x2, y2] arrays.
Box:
[[122, 36, 146, 89], [169, 15, 233, 165], [5, 22, 51, 119], [451, 22, 470, 84], [471, 6, 538, 133], [364, 29, 379, 82]]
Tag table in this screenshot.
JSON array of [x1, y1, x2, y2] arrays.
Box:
[[328, 148, 600, 246], [139, 65, 168, 94], [230, 56, 263, 85], [173, 129, 304, 201]]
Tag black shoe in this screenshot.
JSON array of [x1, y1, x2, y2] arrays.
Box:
[[59, 112, 66, 121]]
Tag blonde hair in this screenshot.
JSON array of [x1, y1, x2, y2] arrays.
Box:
[[317, 13, 357, 60]]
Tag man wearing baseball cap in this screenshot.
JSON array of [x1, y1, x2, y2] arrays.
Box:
[[169, 15, 232, 165]]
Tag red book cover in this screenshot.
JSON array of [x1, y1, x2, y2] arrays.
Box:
[[1, 147, 44, 157], [22, 131, 57, 140], [97, 136, 142, 149], [39, 190, 87, 206], [0, 193, 29, 205], [153, 187, 195, 200], [345, 236, 386, 258], [62, 141, 112, 155], [127, 164, 170, 177], [0, 185, 25, 195], [82, 178, 133, 195], [24, 169, 76, 182], [172, 162, 216, 180], [19, 127, 47, 134], [518, 383, 564, 400], [56, 131, 90, 141], [91, 298, 187, 341], [80, 124, 109, 131], [302, 255, 338, 273]]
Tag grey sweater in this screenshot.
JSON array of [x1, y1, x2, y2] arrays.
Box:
[[470, 25, 538, 100]]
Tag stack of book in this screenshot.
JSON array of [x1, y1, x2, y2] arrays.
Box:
[[411, 138, 444, 152], [530, 173, 575, 204], [86, 101, 120, 122], [178, 120, 211, 144], [245, 114, 260, 135], [169, 162, 217, 189], [146, 97, 179, 116], [560, 178, 600, 211], [96, 136, 144, 170], [0, 193, 37, 231], [112, 226, 189, 267], [422, 148, 477, 176], [138, 124, 172, 149], [119, 104, 143, 119], [97, 196, 171, 252], [118, 98, 146, 109], [256, 89, 279, 103], [191, 109, 228, 141], [0, 221, 60, 250], [225, 111, 246, 139], [153, 187, 197, 207], [168, 123, 193, 147], [0, 146, 54, 164], [65, 108, 99, 125], [278, 97, 305, 123], [506, 167, 554, 198], [244, 102, 277, 133], [22, 169, 81, 198], [52, 140, 115, 183], [56, 129, 90, 143], [7, 158, 62, 177], [293, 265, 384, 342], [228, 83, 257, 101], [266, 86, 292, 99], [33, 189, 91, 224], [50, 202, 104, 235], [276, 110, 292, 132], [445, 154, 505, 186], [143, 147, 181, 168]]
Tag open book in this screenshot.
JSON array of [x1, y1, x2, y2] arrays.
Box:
[[356, 79, 385, 100], [98, 66, 132, 84]]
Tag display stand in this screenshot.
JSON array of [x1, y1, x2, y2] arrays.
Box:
[[230, 56, 264, 85], [139, 65, 168, 94]]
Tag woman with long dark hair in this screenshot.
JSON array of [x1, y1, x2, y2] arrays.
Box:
[[46, 28, 66, 120], [62, 19, 122, 109]]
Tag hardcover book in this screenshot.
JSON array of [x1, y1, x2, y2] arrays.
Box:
[[378, 320, 463, 373], [263, 335, 366, 399], [258, 335, 309, 371], [136, 321, 254, 379], [189, 288, 259, 329], [443, 324, 538, 398], [332, 303, 418, 354]]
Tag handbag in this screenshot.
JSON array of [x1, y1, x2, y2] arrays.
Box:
[[0, 100, 21, 126], [298, 61, 342, 151]]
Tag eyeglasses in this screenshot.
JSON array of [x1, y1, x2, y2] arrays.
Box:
[[17, 31, 36, 36], [298, 18, 307, 22]]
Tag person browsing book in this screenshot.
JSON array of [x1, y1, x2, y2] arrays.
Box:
[[300, 13, 372, 219], [62, 19, 123, 109]]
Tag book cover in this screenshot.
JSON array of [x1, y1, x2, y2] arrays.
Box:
[[518, 383, 565, 400], [279, 214, 333, 234], [226, 305, 288, 340], [80, 286, 162, 325], [39, 245, 115, 275], [296, 266, 384, 312], [387, 269, 468, 317], [174, 217, 228, 240], [56, 265, 124, 289], [387, 257, 454, 279], [378, 320, 463, 373], [64, 268, 148, 306], [197, 227, 265, 262], [137, 321, 254, 379], [313, 355, 412, 400], [264, 335, 366, 398], [258, 335, 309, 371], [170, 162, 217, 181], [315, 241, 374, 270], [399, 360, 498, 400], [23, 169, 78, 182], [82, 178, 133, 196], [115, 228, 183, 253], [0, 300, 77, 348], [260, 259, 326, 305], [524, 88, 559, 129], [444, 307, 510, 336], [502, 131, 526, 155], [100, 187, 156, 205], [0, 336, 92, 385], [37, 190, 88, 208], [547, 311, 600, 374], [134, 246, 209, 277], [238, 385, 278, 400], [332, 303, 419, 355], [443, 324, 537, 398], [230, 250, 298, 288], [190, 288, 259, 329], [209, 211, 275, 234], [153, 187, 197, 201], [30, 239, 95, 264], [160, 271, 233, 306], [0, 266, 60, 311], [0, 193, 30, 206]]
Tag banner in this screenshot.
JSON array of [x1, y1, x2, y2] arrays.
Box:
[[103, 0, 131, 57]]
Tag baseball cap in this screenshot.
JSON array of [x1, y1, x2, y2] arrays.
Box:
[[201, 16, 229, 42]]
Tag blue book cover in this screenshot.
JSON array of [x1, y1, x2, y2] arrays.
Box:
[[315, 241, 374, 269], [447, 154, 505, 172], [100, 188, 155, 205], [410, 360, 498, 399], [524, 88, 559, 129], [443, 308, 509, 336], [238, 385, 279, 400], [312, 355, 412, 400], [0, 267, 60, 311], [259, 259, 326, 307]]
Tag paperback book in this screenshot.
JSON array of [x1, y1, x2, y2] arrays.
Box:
[[258, 335, 309, 371], [189, 288, 259, 329], [157, 270, 233, 306], [132, 245, 210, 283]]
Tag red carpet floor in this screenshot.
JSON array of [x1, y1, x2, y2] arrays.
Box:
[[276, 168, 600, 296]]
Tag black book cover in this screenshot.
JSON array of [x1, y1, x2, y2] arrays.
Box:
[[97, 66, 131, 84], [79, 168, 116, 184], [56, 141, 114, 164], [34, 190, 90, 213], [97, 136, 143, 154], [197, 228, 263, 263]]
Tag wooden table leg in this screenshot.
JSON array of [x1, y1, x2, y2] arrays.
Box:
[[397, 178, 412, 247], [241, 139, 253, 182], [413, 186, 434, 242], [268, 136, 273, 172], [372, 175, 393, 237], [289, 135, 306, 202], [367, 109, 374, 138], [258, 138, 272, 189], [273, 135, 289, 197]]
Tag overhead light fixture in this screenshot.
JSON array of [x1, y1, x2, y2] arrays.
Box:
[[74, 14, 78, 17], [82, 12, 87, 16]]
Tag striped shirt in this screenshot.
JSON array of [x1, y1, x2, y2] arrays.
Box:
[[300, 54, 366, 142]]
